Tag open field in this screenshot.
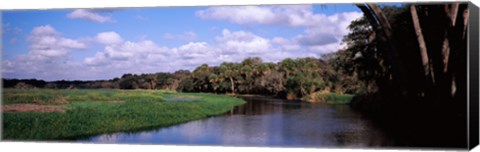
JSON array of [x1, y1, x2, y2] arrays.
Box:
[[2, 89, 245, 140]]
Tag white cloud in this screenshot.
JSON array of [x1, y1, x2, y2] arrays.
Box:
[[67, 9, 114, 23], [58, 38, 87, 49], [104, 40, 165, 60], [2, 25, 89, 80], [271, 37, 301, 51], [95, 31, 123, 45], [215, 29, 271, 55], [196, 5, 334, 27], [31, 24, 57, 36], [2, 60, 15, 74], [176, 42, 210, 57], [293, 11, 363, 51], [85, 32, 169, 69], [5, 52, 88, 81], [163, 31, 198, 41], [306, 42, 344, 54], [197, 5, 363, 49], [170, 42, 220, 67], [27, 25, 86, 60], [295, 29, 338, 46], [84, 52, 108, 66], [80, 38, 173, 78], [196, 6, 277, 25]]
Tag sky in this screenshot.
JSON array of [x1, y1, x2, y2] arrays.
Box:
[[2, 4, 364, 81]]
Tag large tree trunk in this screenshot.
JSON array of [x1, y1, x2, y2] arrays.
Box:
[[410, 5, 432, 77], [441, 4, 459, 73], [410, 5, 438, 98]]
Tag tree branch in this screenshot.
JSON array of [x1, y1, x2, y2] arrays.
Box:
[[358, 4, 407, 93]]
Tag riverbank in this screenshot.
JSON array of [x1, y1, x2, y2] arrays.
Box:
[[2, 89, 245, 140], [234, 92, 354, 104], [302, 92, 354, 104]]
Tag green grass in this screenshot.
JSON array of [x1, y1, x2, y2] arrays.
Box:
[[2, 89, 245, 140], [2, 89, 171, 105], [302, 92, 354, 104]]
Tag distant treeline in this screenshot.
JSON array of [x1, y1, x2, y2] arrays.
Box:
[[2, 70, 191, 90], [2, 56, 365, 100]]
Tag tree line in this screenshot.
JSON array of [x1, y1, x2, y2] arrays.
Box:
[[2, 70, 190, 91], [2, 55, 365, 100], [180, 57, 364, 99]]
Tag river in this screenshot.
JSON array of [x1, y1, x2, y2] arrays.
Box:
[[79, 96, 394, 148]]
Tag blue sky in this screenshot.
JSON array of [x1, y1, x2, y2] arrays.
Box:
[[2, 4, 363, 81]]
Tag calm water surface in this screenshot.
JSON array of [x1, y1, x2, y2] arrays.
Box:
[[79, 96, 394, 147]]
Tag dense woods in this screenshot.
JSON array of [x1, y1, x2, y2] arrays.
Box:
[[182, 57, 364, 99]]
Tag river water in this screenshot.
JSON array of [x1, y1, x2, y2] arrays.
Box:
[[79, 96, 394, 148]]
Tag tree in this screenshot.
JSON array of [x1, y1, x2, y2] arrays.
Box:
[[208, 73, 222, 93], [220, 62, 240, 95], [192, 64, 211, 92], [279, 58, 296, 78], [178, 77, 195, 92]]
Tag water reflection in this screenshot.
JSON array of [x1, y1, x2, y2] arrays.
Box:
[[79, 96, 393, 147]]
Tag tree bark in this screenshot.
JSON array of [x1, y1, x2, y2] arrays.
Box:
[[368, 4, 394, 40], [447, 4, 460, 26], [441, 3, 460, 73], [410, 5, 432, 77]]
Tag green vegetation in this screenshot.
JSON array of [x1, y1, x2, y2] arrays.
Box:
[[2, 89, 167, 105], [180, 57, 363, 100], [302, 92, 354, 104], [2, 89, 245, 140]]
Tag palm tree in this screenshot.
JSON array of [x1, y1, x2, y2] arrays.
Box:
[[220, 62, 240, 95], [192, 64, 211, 91]]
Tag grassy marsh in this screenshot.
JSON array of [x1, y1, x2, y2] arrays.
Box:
[[2, 89, 245, 140]]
